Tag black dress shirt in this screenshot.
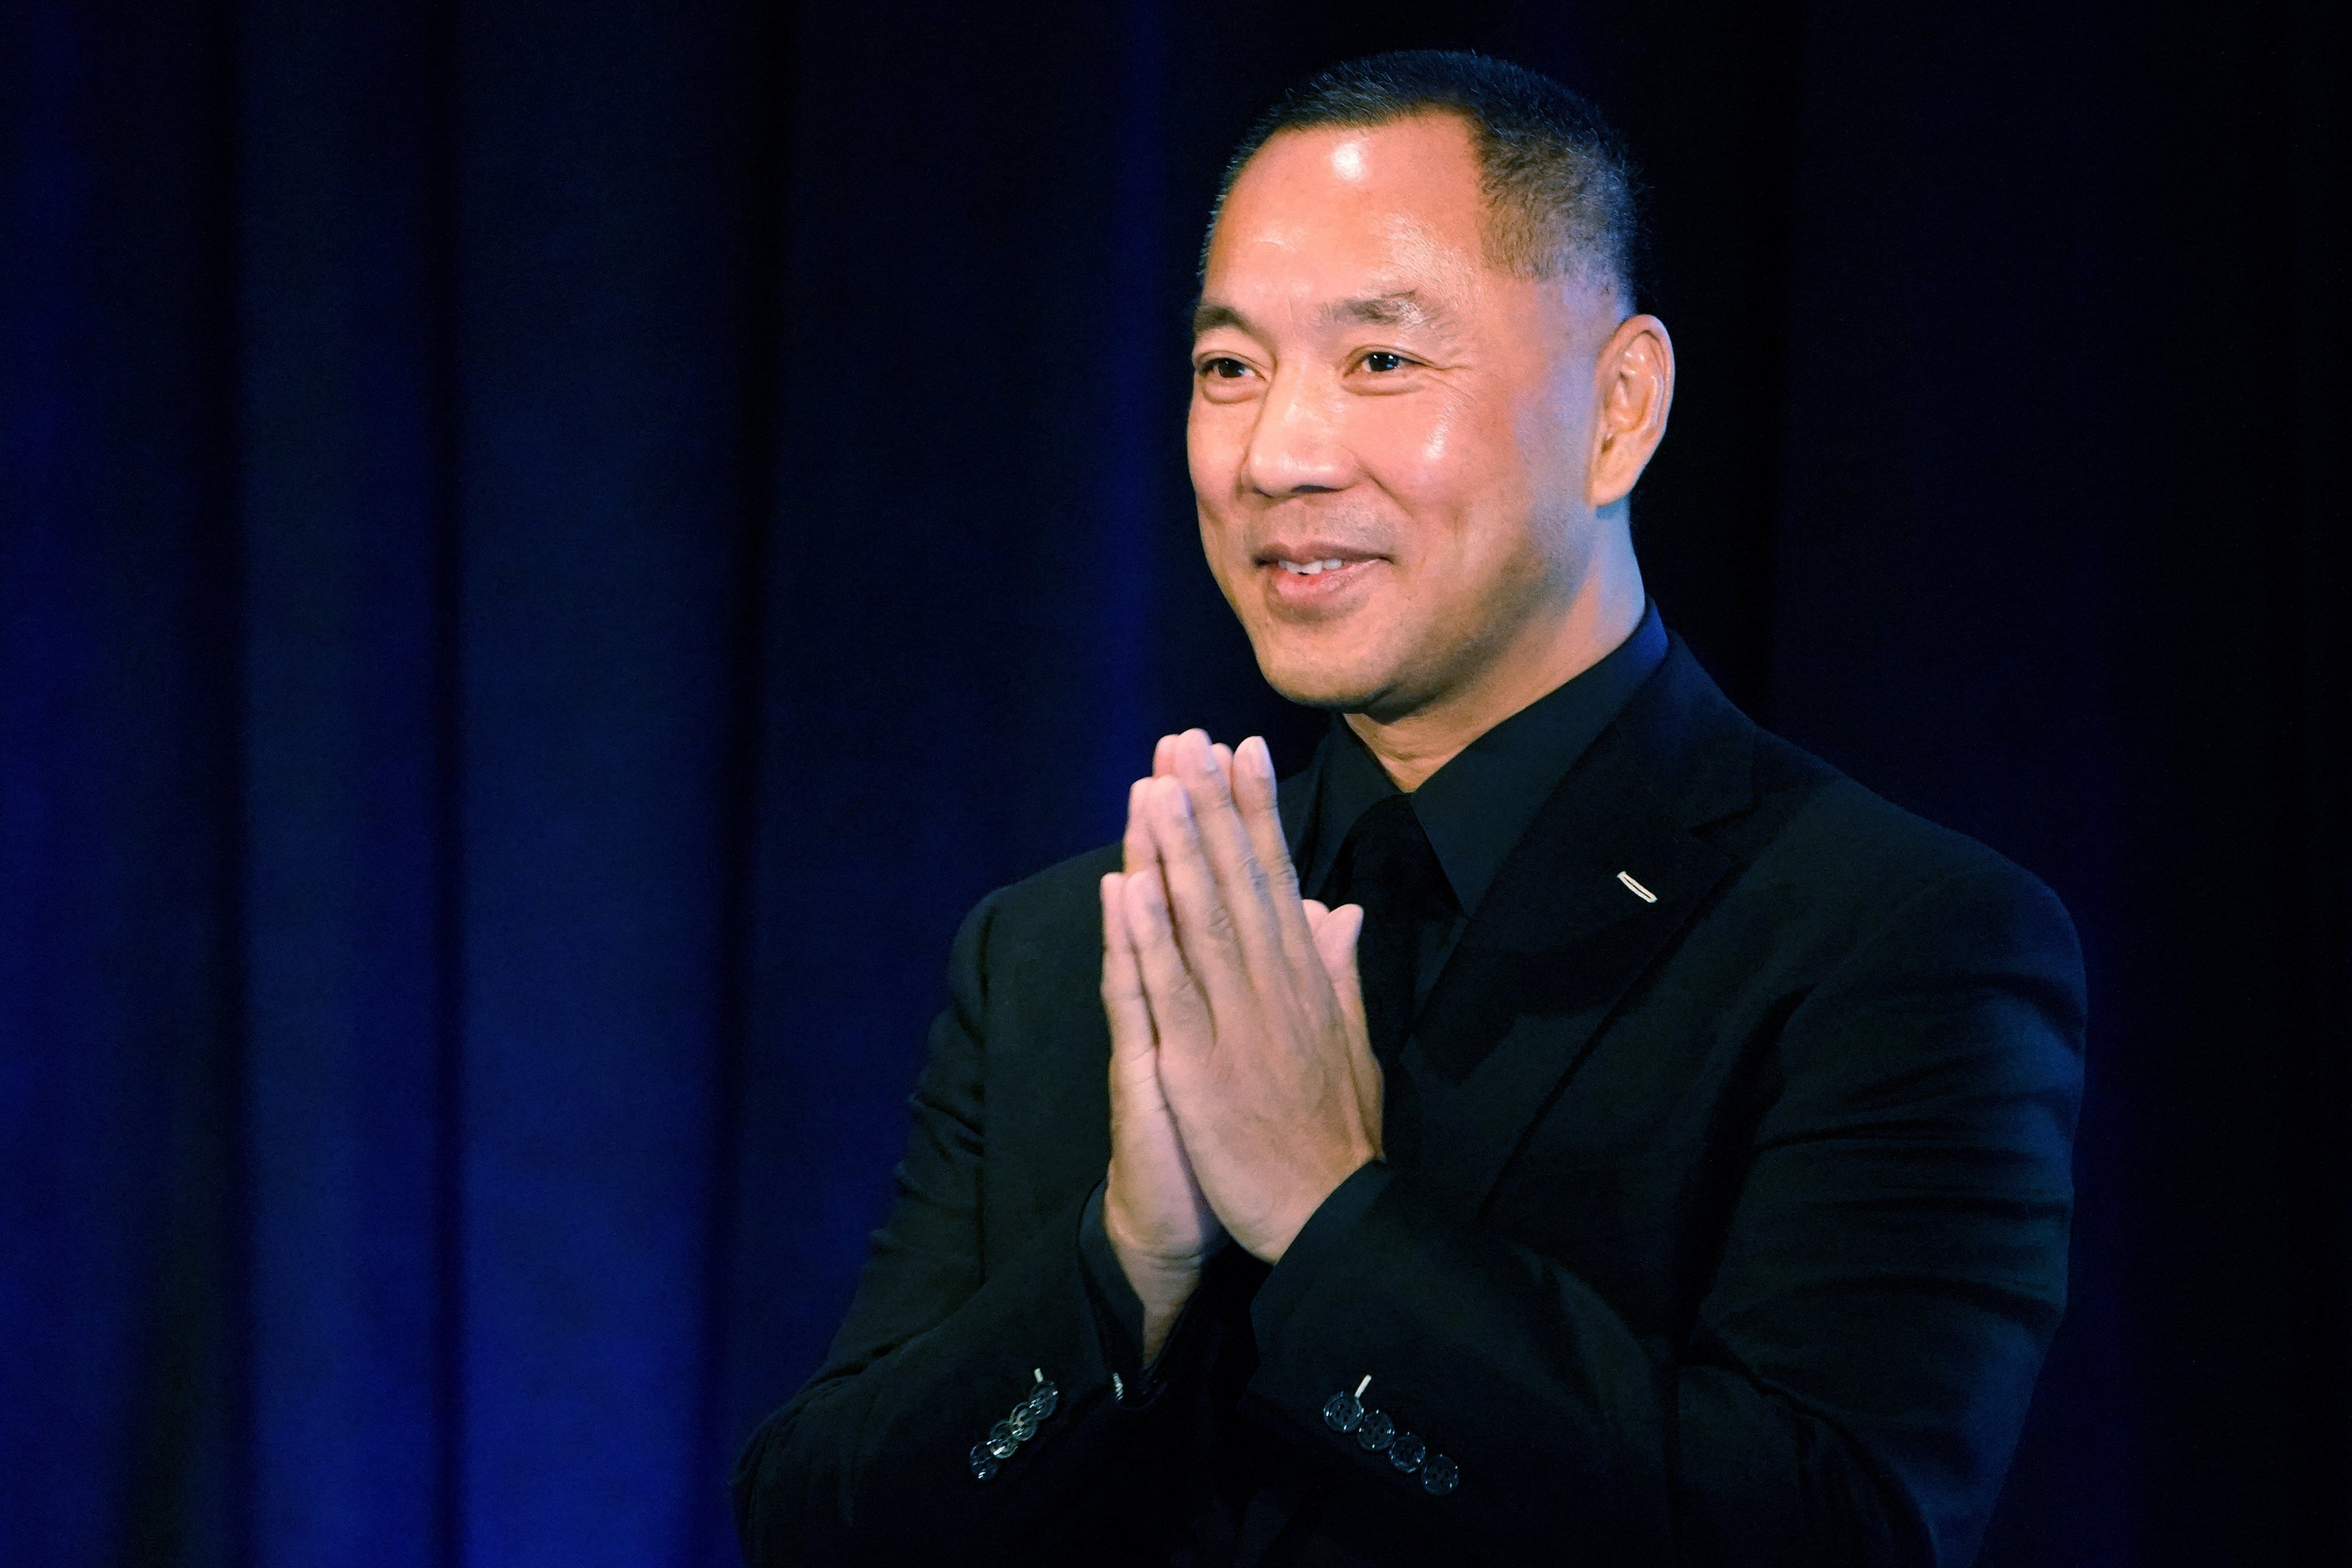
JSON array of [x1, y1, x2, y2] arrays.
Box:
[[1078, 603, 1670, 1380], [1299, 601, 1671, 1006]]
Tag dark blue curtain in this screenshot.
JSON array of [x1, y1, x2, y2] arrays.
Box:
[[3, 1, 2344, 1564]]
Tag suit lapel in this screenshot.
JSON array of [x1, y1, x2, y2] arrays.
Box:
[[1402, 643, 1755, 1219]]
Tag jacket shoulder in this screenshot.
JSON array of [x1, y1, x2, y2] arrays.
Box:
[[1650, 643, 2064, 925], [952, 841, 1121, 992], [1754, 728, 2043, 882], [997, 840, 1121, 919], [1728, 725, 2081, 986]]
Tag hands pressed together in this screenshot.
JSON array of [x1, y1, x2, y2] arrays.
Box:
[[1098, 729, 1385, 1360]]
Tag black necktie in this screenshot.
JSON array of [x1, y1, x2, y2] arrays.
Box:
[[1325, 793, 1454, 1069]]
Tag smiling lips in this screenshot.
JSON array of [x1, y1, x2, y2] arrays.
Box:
[[1256, 545, 1384, 609]]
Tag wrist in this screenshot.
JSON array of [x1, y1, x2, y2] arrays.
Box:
[[1103, 1215, 1206, 1292], [1113, 1246, 1202, 1363], [1101, 1180, 1218, 1270], [1250, 1152, 1379, 1265]]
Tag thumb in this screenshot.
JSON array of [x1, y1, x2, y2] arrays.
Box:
[[1314, 902, 1384, 1158], [1314, 902, 1368, 1047]]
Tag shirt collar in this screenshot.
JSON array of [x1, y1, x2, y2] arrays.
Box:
[[1302, 601, 1671, 917]]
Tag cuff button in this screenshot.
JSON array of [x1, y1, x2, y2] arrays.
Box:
[[1355, 1410, 1395, 1453], [1419, 1454, 1458, 1496], [1322, 1393, 1365, 1433], [969, 1444, 1000, 1481], [1388, 1432, 1425, 1473]]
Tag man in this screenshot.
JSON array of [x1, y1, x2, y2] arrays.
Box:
[[733, 52, 2081, 1568]]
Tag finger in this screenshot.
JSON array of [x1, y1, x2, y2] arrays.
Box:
[[1120, 856, 1214, 1052], [1122, 776, 1154, 876], [1314, 902, 1369, 1045], [1141, 772, 1242, 1001], [1149, 747, 1282, 1006], [1100, 874, 1154, 1067], [1165, 730, 1294, 987], [1302, 898, 1328, 937], [1232, 735, 1317, 967], [1153, 733, 1179, 779]]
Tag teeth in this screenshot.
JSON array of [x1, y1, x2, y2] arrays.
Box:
[[1277, 558, 1350, 576]]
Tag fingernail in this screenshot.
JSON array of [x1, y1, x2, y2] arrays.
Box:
[[1244, 735, 1275, 780]]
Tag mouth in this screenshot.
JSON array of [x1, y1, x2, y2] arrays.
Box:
[[1252, 543, 1386, 609], [1274, 556, 1357, 576]]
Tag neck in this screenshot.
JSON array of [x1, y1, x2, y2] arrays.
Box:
[[1345, 541, 1645, 792]]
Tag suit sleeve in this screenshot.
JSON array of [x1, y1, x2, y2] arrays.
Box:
[[1241, 860, 2085, 1568], [729, 890, 1206, 1566]]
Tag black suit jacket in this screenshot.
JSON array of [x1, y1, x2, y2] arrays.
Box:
[[733, 640, 2084, 1567]]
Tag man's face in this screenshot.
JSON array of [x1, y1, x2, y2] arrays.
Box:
[[1189, 114, 1620, 718]]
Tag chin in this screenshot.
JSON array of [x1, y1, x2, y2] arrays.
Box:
[[1251, 639, 1396, 714]]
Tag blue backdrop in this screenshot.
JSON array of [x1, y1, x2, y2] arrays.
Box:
[[3, 0, 2345, 1563]]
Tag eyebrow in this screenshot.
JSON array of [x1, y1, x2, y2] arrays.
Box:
[[1189, 290, 1450, 341], [1326, 290, 1446, 330], [1191, 299, 1252, 338]]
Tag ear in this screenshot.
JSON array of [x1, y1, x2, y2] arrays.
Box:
[[1588, 314, 1675, 508]]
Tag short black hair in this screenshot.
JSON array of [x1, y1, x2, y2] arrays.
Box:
[[1208, 51, 1646, 305]]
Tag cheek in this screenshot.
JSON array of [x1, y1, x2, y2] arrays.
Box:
[[1354, 388, 1523, 538], [1188, 409, 1243, 562], [1350, 393, 1466, 508], [1187, 393, 1248, 495]]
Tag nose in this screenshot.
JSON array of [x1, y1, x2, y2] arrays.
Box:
[[1243, 368, 1356, 498]]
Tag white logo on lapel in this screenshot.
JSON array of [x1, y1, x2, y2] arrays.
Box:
[[1617, 871, 1658, 903]]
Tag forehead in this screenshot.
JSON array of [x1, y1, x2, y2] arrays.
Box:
[[1202, 115, 1493, 310]]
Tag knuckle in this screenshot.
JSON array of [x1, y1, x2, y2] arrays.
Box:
[[1201, 901, 1240, 947], [1241, 858, 1273, 901]]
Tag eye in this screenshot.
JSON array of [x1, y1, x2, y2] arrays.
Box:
[[1200, 356, 1253, 380], [1361, 351, 1408, 373]]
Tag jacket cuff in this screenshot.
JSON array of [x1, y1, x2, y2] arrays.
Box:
[[1076, 1179, 1223, 1403], [1249, 1160, 1396, 1348], [1247, 1169, 1489, 1496], [1076, 1181, 1148, 1376]]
